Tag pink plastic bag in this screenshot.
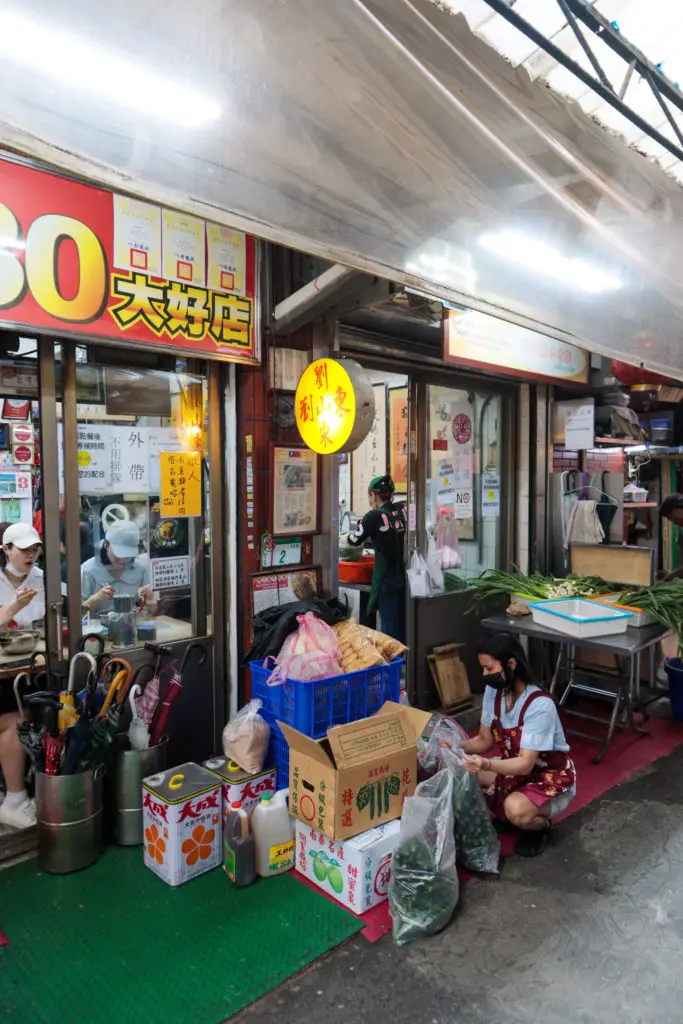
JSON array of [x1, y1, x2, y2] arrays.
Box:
[[435, 510, 461, 570], [267, 612, 341, 684]]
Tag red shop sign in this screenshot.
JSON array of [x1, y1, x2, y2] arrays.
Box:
[[0, 159, 258, 363]]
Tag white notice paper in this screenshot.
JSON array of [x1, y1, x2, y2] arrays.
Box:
[[162, 210, 206, 286], [563, 399, 595, 451], [454, 489, 473, 519], [481, 470, 500, 517], [113, 195, 162, 276], [436, 460, 457, 504], [151, 556, 190, 590]]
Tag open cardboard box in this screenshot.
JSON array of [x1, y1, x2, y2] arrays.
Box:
[[279, 702, 432, 841]]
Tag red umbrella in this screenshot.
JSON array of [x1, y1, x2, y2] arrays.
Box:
[[135, 643, 172, 727], [41, 700, 63, 777], [149, 644, 205, 747]]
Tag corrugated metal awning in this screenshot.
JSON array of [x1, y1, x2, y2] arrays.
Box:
[[2, 1, 683, 376], [439, 1, 683, 182]]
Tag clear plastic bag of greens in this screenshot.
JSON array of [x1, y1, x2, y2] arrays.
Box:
[[417, 713, 468, 778], [442, 747, 500, 875], [389, 768, 459, 946]]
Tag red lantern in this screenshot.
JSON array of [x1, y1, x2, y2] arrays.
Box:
[[611, 360, 670, 386]]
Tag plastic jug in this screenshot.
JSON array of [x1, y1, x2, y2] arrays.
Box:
[[224, 801, 256, 888], [251, 790, 294, 877]]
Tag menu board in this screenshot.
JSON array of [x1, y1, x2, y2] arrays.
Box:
[[351, 384, 387, 513], [389, 388, 408, 495]]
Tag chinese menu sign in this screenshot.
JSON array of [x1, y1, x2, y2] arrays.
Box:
[[151, 556, 190, 590], [295, 358, 357, 455], [160, 452, 202, 518], [0, 158, 257, 362], [389, 388, 408, 494], [57, 424, 187, 495], [351, 384, 387, 512], [444, 307, 588, 383]]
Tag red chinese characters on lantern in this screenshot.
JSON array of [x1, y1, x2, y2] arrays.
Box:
[[314, 362, 329, 391], [319, 423, 331, 449], [334, 386, 351, 415], [298, 394, 314, 424]]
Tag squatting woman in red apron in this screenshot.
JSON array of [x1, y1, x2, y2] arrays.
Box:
[[461, 632, 576, 858]]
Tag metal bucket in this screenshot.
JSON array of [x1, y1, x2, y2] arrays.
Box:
[[112, 740, 167, 845], [36, 766, 105, 874]]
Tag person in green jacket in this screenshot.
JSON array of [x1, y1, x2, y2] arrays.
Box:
[[348, 475, 407, 643]]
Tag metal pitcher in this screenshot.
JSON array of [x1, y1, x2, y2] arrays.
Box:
[[111, 739, 168, 845], [35, 765, 105, 874]]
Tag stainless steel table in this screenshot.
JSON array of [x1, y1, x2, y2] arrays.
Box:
[[480, 613, 668, 762]]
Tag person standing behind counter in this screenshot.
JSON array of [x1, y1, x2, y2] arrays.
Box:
[[81, 522, 154, 615], [348, 475, 407, 644]]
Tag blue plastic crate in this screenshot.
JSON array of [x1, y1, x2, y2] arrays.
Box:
[[251, 657, 403, 740], [263, 717, 290, 791]]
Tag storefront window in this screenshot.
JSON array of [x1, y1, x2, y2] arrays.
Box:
[[426, 385, 502, 577], [59, 350, 211, 647]]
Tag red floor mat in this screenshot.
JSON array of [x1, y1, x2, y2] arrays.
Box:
[[296, 713, 683, 943]]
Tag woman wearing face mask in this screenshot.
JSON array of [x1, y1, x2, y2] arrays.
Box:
[[81, 522, 154, 615], [0, 522, 45, 628], [461, 631, 576, 857]]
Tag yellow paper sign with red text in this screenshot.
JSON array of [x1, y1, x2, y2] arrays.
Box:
[[160, 452, 202, 518]]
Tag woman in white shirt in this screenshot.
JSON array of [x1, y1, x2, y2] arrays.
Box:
[[0, 522, 43, 830], [0, 522, 45, 628]]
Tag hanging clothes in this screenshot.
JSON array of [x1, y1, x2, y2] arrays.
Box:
[[564, 499, 605, 546]]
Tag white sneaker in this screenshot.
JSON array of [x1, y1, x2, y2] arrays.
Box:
[[0, 796, 36, 829]]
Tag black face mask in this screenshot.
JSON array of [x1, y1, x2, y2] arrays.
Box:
[[485, 671, 507, 691]]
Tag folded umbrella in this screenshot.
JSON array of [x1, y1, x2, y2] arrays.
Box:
[[42, 701, 63, 777], [59, 651, 97, 733], [149, 643, 206, 747], [98, 665, 131, 721], [135, 643, 172, 727], [127, 684, 149, 751], [63, 670, 98, 775]]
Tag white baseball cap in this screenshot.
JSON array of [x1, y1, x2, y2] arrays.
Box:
[[3, 523, 42, 549], [105, 522, 140, 559]]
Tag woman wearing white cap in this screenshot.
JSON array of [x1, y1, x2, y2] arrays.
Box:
[[0, 522, 43, 829], [81, 522, 154, 614], [0, 522, 45, 628]]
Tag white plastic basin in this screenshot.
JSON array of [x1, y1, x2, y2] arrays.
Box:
[[528, 598, 633, 639]]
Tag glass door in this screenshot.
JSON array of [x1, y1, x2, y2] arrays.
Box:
[[57, 343, 213, 656]]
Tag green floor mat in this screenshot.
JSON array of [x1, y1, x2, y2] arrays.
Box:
[[0, 847, 362, 1024]]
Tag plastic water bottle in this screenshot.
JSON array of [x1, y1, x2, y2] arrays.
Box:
[[251, 790, 294, 877], [224, 801, 256, 888]]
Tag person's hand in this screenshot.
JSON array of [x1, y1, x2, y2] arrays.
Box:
[[138, 585, 151, 600], [10, 587, 39, 613], [464, 754, 488, 774], [91, 585, 115, 607]]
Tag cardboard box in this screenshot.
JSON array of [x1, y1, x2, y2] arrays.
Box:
[[143, 763, 222, 887], [280, 702, 431, 841], [202, 756, 276, 825], [296, 819, 400, 915]]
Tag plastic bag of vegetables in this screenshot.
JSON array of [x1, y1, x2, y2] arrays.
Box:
[[389, 769, 459, 946], [417, 713, 468, 778], [446, 749, 500, 875]]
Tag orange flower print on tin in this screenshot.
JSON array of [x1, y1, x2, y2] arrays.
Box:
[[182, 824, 216, 866], [145, 824, 166, 865]]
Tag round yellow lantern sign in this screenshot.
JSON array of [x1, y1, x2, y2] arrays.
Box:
[[295, 358, 375, 455]]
